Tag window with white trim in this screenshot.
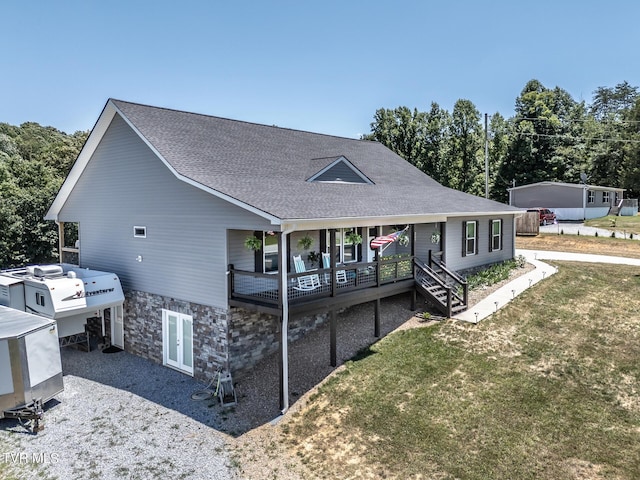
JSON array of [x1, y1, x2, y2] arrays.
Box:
[[490, 219, 502, 251], [587, 190, 595, 204], [464, 221, 477, 256], [133, 226, 147, 238], [263, 232, 278, 273], [603, 191, 610, 203], [328, 228, 359, 263]]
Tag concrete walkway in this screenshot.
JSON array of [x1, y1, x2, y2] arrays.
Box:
[[454, 249, 640, 324]]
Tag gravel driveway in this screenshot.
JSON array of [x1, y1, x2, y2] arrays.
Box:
[[1, 293, 423, 479], [1, 347, 238, 480]]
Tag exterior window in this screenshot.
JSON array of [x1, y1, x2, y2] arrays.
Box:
[[263, 232, 278, 273], [603, 191, 610, 204], [587, 191, 595, 204], [330, 228, 359, 263], [490, 219, 502, 251], [35, 292, 45, 307], [464, 221, 477, 256], [133, 226, 147, 238]]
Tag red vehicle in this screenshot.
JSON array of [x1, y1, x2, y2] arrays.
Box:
[[527, 208, 556, 226]]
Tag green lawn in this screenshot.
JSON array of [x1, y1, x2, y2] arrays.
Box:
[[286, 262, 640, 479], [586, 214, 640, 235]]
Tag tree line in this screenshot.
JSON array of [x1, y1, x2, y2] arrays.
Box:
[[364, 79, 640, 203], [1, 80, 638, 267], [0, 122, 88, 268]]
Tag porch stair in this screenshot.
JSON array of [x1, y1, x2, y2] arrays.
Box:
[[414, 257, 468, 317]]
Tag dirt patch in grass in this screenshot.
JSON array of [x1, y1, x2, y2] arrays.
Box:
[[516, 233, 640, 259]]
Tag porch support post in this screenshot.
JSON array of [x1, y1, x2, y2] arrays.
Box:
[[330, 310, 337, 367], [410, 224, 416, 311], [374, 298, 381, 338], [278, 315, 285, 410], [57, 221, 64, 263], [279, 228, 294, 414], [375, 226, 381, 287], [329, 229, 337, 297]]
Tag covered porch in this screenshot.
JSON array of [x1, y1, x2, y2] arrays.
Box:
[[227, 223, 468, 413]]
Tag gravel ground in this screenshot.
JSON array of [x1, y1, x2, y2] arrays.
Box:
[[1, 267, 533, 479], [1, 348, 238, 480], [0, 293, 424, 479]]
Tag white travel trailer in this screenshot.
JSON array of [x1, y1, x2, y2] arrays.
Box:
[[0, 264, 125, 350], [0, 306, 64, 431]]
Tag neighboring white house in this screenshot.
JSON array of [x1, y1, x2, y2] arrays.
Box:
[[508, 181, 635, 220]]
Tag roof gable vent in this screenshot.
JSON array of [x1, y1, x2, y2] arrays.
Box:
[[306, 156, 373, 184]]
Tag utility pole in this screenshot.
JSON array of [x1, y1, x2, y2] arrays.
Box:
[[484, 113, 489, 199]]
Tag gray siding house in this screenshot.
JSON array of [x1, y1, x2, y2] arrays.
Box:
[[508, 181, 630, 220], [46, 99, 520, 411]]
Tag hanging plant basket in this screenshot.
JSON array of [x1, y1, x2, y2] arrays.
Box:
[[345, 231, 362, 245], [297, 234, 313, 251], [244, 235, 262, 251], [392, 227, 409, 246]]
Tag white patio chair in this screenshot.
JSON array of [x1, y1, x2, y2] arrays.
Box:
[[293, 255, 320, 291], [321, 253, 347, 285]]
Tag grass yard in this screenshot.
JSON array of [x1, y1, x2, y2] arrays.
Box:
[[585, 215, 640, 235], [517, 233, 640, 259], [284, 262, 640, 479]]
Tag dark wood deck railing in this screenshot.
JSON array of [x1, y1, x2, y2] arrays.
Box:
[[228, 255, 414, 308]]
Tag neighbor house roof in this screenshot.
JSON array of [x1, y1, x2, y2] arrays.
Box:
[[47, 99, 520, 228], [508, 181, 624, 192]]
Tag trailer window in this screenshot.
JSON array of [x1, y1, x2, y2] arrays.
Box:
[[35, 292, 45, 307]]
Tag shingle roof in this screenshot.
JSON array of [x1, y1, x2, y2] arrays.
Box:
[[110, 99, 518, 221]]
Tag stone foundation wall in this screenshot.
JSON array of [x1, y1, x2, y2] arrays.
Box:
[[122, 289, 330, 382], [228, 309, 328, 377], [123, 290, 229, 382]]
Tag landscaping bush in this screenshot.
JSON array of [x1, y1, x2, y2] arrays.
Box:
[[465, 259, 519, 290]]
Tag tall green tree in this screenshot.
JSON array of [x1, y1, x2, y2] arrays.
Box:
[[449, 99, 483, 194], [0, 122, 87, 268], [619, 98, 640, 198], [487, 113, 511, 200], [588, 82, 640, 188], [422, 102, 451, 186], [365, 107, 426, 168]]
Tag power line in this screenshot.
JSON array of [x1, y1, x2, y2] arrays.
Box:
[[516, 131, 640, 143], [518, 116, 640, 125]]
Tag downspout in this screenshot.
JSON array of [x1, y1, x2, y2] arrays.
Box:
[[279, 223, 296, 415], [583, 186, 587, 220]]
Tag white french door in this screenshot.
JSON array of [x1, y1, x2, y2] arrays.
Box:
[[162, 309, 194, 375], [111, 305, 124, 348]]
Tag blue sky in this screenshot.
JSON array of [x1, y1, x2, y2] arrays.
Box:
[[2, 0, 638, 138]]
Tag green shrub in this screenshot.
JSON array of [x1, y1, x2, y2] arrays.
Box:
[[466, 259, 518, 290]]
